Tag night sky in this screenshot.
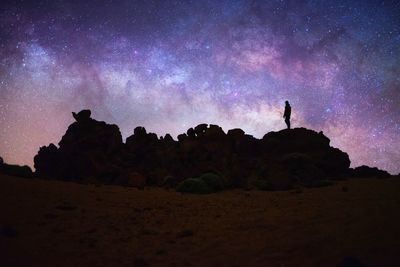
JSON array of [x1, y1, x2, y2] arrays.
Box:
[[0, 0, 399, 174]]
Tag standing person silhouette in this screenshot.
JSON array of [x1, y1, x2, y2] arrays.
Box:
[[283, 101, 291, 129]]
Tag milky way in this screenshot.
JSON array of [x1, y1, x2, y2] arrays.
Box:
[[1, 0, 399, 174]]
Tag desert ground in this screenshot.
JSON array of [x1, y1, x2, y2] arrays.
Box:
[[1, 174, 399, 267]]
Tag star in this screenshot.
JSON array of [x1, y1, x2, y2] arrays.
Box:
[[0, 0, 399, 174]]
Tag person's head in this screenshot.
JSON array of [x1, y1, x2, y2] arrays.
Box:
[[285, 100, 289, 105]]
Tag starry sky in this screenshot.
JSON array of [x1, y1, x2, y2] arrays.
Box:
[[0, 0, 399, 174]]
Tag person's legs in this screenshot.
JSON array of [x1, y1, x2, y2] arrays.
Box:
[[285, 118, 291, 129]]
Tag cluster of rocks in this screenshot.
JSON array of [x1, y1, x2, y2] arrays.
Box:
[[32, 110, 392, 189], [0, 156, 33, 178], [350, 165, 391, 178]]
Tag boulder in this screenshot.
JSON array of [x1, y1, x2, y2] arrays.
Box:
[[261, 128, 350, 178], [177, 133, 188, 142], [34, 110, 123, 181], [186, 128, 196, 138], [34, 143, 60, 178], [164, 134, 174, 143], [72, 109, 91, 122], [262, 128, 330, 154], [317, 147, 350, 176], [204, 124, 225, 140], [133, 126, 147, 136], [194, 123, 208, 137], [126, 127, 158, 152], [227, 128, 245, 138]]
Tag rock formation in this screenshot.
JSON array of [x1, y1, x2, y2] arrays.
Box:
[[350, 165, 391, 178], [0, 156, 33, 178], [35, 110, 123, 183], [33, 109, 390, 189]]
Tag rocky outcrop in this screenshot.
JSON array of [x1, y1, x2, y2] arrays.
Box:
[[350, 165, 391, 178], [0, 157, 33, 178], [259, 128, 351, 188], [33, 109, 388, 189], [34, 110, 124, 183]]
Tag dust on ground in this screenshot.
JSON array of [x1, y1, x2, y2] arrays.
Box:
[[1, 174, 399, 266]]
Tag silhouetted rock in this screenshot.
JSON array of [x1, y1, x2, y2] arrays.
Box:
[[34, 144, 60, 178], [194, 123, 208, 137], [33, 110, 389, 189], [350, 165, 391, 178], [72, 109, 91, 122], [279, 152, 323, 182], [204, 124, 225, 139], [262, 128, 330, 154], [0, 157, 33, 178], [318, 147, 351, 176], [163, 134, 174, 143], [0, 162, 33, 178], [227, 128, 245, 138], [126, 127, 158, 152], [0, 157, 3, 175], [34, 109, 123, 182], [261, 128, 350, 183], [177, 133, 188, 142], [186, 127, 196, 138]]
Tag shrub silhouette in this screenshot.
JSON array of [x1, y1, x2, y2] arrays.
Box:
[[254, 179, 272, 190], [176, 172, 225, 194], [199, 172, 224, 191], [1, 164, 33, 178], [176, 178, 212, 194]]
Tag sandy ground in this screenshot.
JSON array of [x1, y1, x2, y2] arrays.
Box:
[[0, 174, 400, 267]]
